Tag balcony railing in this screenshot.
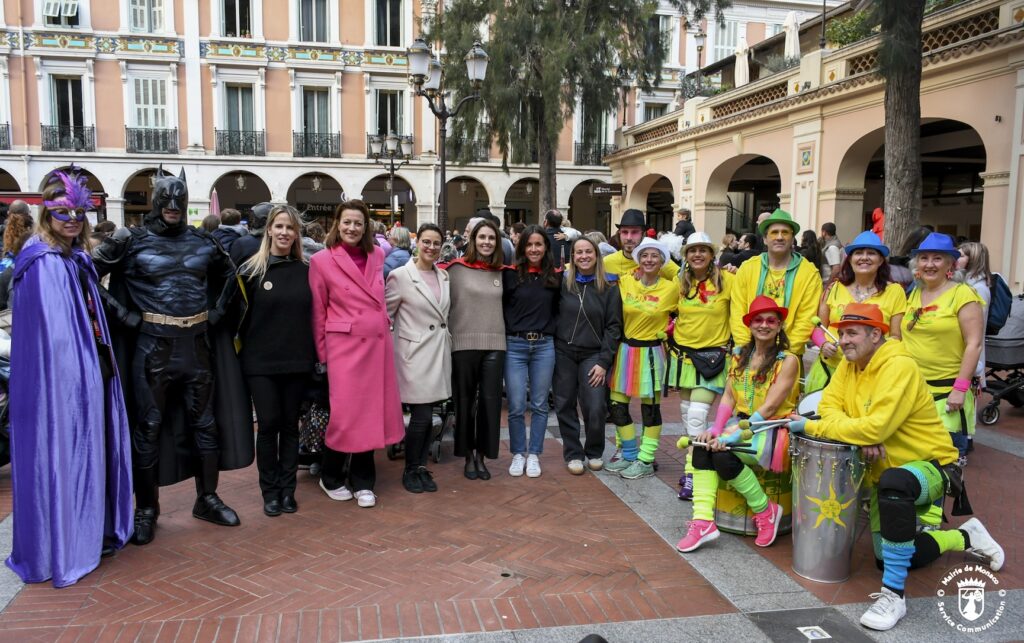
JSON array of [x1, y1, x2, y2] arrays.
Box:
[[125, 127, 178, 154], [216, 129, 266, 156], [446, 137, 490, 163], [41, 125, 95, 152], [574, 142, 617, 166], [0, 123, 9, 150], [294, 131, 340, 158]]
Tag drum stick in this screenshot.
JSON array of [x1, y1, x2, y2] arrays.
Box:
[[810, 316, 840, 344], [676, 436, 756, 454], [738, 413, 821, 430]]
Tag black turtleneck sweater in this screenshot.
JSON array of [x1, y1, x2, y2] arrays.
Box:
[[238, 256, 316, 375]]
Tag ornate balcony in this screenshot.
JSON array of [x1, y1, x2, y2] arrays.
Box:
[[446, 137, 490, 163], [215, 129, 266, 156], [125, 127, 178, 154], [41, 125, 95, 152], [293, 132, 340, 158], [574, 142, 617, 166], [0, 123, 9, 150]]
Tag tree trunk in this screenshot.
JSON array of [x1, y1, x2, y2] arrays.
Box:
[[881, 0, 926, 254], [537, 112, 558, 219]]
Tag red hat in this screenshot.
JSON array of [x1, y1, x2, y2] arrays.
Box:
[[835, 302, 889, 334], [646, 228, 657, 238], [742, 295, 788, 327]]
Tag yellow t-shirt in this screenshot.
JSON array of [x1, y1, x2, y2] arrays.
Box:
[[727, 350, 801, 417], [820, 281, 907, 366], [900, 283, 982, 382], [604, 250, 680, 281], [618, 273, 680, 341], [673, 270, 733, 348]]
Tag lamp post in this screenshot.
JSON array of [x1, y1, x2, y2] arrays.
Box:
[[617, 65, 630, 126], [694, 31, 707, 95], [820, 0, 828, 50], [408, 38, 488, 233], [369, 131, 414, 226]]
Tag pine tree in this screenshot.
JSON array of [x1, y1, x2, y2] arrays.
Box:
[[427, 0, 729, 217]]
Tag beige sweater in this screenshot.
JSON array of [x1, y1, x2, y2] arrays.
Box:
[[447, 264, 506, 352]]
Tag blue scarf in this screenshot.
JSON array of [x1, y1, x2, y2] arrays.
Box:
[[575, 273, 596, 284]]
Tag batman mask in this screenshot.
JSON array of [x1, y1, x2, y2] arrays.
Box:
[[146, 167, 189, 234]]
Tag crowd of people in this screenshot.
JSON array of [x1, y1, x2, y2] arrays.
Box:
[[0, 168, 1008, 633]]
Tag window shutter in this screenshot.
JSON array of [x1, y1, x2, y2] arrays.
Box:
[[152, 0, 165, 31], [61, 0, 80, 18], [43, 0, 62, 18]]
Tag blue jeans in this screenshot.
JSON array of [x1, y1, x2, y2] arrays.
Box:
[[505, 335, 556, 455]]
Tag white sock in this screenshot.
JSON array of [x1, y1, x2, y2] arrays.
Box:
[[686, 402, 711, 438]]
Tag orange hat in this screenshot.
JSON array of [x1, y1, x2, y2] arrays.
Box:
[[742, 295, 788, 327], [834, 302, 889, 334]]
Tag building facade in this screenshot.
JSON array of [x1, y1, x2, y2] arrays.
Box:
[[606, 0, 1024, 288], [0, 0, 836, 233]]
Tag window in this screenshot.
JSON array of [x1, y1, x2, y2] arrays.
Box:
[[223, 0, 252, 37], [581, 107, 609, 145], [375, 89, 404, 135], [643, 103, 666, 122], [132, 78, 167, 128], [299, 0, 327, 42], [712, 19, 739, 63], [645, 14, 672, 58], [53, 77, 84, 128], [225, 84, 255, 131], [44, 0, 80, 27], [130, 0, 163, 32], [768, 23, 784, 38], [303, 88, 329, 134], [375, 0, 402, 47]]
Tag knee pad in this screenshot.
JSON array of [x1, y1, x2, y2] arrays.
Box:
[[878, 468, 921, 543], [640, 403, 662, 427], [609, 401, 632, 427]]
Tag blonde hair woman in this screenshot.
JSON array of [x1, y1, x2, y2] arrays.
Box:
[[237, 206, 316, 517]]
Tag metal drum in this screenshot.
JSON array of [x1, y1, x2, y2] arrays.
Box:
[[790, 434, 865, 583], [715, 470, 792, 536]]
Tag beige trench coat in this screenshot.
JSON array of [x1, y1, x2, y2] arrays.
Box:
[[385, 258, 452, 404]]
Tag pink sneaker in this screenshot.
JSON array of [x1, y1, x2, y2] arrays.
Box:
[[676, 519, 719, 553], [753, 501, 783, 547]]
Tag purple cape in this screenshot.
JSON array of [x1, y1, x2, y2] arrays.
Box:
[[5, 238, 133, 587]]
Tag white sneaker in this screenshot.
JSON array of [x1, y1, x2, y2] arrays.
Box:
[[567, 460, 585, 475], [961, 517, 1005, 571], [319, 479, 352, 501], [354, 490, 377, 508], [859, 587, 906, 631], [587, 458, 604, 471], [509, 453, 526, 477], [526, 454, 542, 478]]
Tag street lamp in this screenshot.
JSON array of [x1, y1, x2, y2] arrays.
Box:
[[617, 65, 630, 126], [408, 37, 488, 232], [694, 31, 707, 95], [369, 131, 414, 226]]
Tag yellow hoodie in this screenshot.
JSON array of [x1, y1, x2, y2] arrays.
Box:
[[730, 252, 822, 354], [806, 338, 958, 485]]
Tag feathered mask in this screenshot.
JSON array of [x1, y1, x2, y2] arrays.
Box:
[[43, 166, 92, 222]]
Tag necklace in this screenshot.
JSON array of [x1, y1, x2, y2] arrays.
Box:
[[740, 350, 773, 411], [851, 282, 876, 303]]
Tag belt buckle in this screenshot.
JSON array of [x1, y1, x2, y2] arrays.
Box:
[[526, 332, 541, 342], [181, 317, 193, 328]]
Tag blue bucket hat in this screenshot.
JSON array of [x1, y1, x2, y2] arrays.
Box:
[[844, 230, 890, 258], [911, 232, 960, 260]]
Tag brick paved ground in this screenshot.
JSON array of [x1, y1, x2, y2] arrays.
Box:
[[0, 392, 1021, 642]]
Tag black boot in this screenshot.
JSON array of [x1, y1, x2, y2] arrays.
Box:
[[132, 466, 160, 546], [192, 454, 241, 526]]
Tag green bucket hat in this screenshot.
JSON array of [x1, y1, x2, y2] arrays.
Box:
[[757, 208, 800, 236]]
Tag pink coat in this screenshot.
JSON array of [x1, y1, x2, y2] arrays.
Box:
[[309, 245, 404, 452]]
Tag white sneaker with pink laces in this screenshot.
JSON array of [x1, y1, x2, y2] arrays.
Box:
[[676, 519, 719, 553], [753, 501, 783, 547]]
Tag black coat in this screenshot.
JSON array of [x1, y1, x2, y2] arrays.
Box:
[[673, 219, 696, 239], [555, 279, 622, 369]]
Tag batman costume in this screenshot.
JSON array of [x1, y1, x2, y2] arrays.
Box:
[[93, 169, 253, 545]]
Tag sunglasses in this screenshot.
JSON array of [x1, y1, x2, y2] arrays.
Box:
[[750, 315, 781, 327], [51, 208, 87, 223]]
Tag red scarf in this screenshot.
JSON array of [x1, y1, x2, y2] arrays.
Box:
[[440, 257, 503, 271]]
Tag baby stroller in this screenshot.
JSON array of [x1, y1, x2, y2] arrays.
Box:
[[979, 294, 1024, 425], [386, 399, 456, 463]]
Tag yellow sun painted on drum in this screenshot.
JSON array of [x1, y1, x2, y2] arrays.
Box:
[[807, 482, 855, 528]]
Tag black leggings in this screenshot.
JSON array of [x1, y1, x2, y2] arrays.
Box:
[[691, 445, 744, 481], [247, 374, 306, 500], [321, 449, 376, 492], [405, 403, 435, 470]]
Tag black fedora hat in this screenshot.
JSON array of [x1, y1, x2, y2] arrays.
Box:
[[616, 209, 646, 228]]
